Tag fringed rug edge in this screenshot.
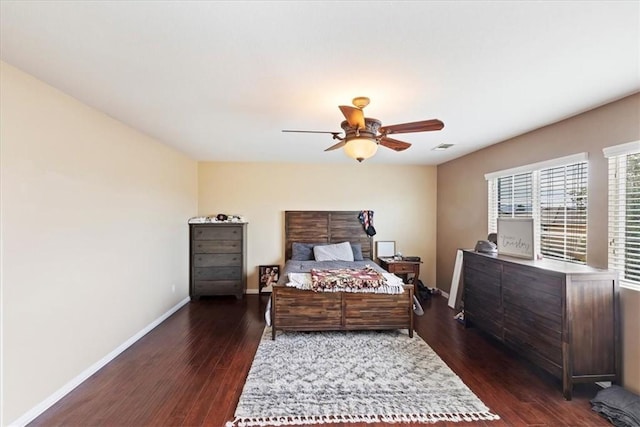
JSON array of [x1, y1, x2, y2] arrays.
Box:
[[226, 411, 501, 426]]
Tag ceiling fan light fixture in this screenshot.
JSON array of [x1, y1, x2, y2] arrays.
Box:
[[343, 137, 378, 162]]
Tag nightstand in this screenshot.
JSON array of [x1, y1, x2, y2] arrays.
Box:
[[378, 257, 421, 295]]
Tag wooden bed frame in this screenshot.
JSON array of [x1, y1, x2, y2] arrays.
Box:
[[271, 210, 414, 339]]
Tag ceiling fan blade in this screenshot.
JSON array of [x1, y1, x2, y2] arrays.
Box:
[[379, 137, 412, 152], [324, 140, 347, 151], [380, 119, 444, 135], [282, 130, 340, 134], [338, 105, 366, 129]]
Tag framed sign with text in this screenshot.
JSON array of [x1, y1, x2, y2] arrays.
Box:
[[497, 218, 535, 259]]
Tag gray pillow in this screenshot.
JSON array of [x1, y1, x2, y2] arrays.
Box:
[[314, 242, 355, 262], [350, 243, 364, 261], [291, 242, 318, 261], [291, 241, 365, 261]]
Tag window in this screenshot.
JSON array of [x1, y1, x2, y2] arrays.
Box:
[[486, 153, 588, 264], [604, 140, 640, 290], [539, 162, 588, 263]]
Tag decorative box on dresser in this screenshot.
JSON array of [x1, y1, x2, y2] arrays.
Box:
[[462, 250, 620, 400], [189, 223, 247, 300]]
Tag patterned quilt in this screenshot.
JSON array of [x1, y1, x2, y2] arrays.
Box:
[[310, 266, 387, 291]]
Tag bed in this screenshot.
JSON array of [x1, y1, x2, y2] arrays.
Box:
[[270, 211, 414, 340]]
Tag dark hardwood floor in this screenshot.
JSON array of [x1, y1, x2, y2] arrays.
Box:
[[29, 295, 609, 427]]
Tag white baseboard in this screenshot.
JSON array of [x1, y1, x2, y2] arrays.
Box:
[[440, 290, 450, 298], [246, 287, 271, 295], [9, 297, 190, 427]]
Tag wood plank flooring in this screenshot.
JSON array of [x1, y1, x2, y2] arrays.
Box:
[[29, 295, 608, 426]]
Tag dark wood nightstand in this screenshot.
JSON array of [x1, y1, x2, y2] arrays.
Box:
[[378, 257, 421, 295]]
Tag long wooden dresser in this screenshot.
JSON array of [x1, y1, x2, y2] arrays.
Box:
[[189, 223, 247, 300], [462, 250, 620, 400]]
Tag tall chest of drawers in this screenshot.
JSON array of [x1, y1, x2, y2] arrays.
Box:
[[463, 250, 620, 400], [189, 223, 247, 300]]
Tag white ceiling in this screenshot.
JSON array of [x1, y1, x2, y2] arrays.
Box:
[[1, 1, 639, 165]]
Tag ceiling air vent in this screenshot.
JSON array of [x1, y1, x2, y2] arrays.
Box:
[[432, 143, 454, 151]]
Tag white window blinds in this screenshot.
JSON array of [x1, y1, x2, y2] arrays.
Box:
[[539, 162, 588, 263], [486, 153, 588, 264], [488, 173, 533, 233], [604, 141, 640, 290]]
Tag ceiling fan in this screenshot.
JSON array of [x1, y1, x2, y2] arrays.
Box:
[[282, 97, 444, 162]]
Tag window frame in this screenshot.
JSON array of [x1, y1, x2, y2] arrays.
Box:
[[604, 140, 640, 291]]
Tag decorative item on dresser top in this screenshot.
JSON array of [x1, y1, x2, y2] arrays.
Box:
[[189, 214, 246, 223], [462, 250, 620, 400], [189, 221, 247, 300]]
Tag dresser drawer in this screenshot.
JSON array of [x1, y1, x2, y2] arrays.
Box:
[[466, 310, 503, 341], [465, 289, 502, 317], [193, 226, 242, 241], [503, 264, 563, 297], [388, 263, 418, 274], [464, 268, 501, 299], [504, 330, 562, 378], [504, 307, 562, 364], [192, 240, 242, 254], [193, 266, 241, 280], [504, 304, 561, 334], [464, 252, 502, 275], [503, 284, 562, 321], [193, 253, 242, 267], [194, 280, 242, 295]]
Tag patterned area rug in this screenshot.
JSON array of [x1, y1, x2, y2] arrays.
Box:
[[227, 328, 499, 426]]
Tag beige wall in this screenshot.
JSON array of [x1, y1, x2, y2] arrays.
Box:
[[198, 162, 437, 290], [436, 93, 640, 393], [0, 62, 198, 424]]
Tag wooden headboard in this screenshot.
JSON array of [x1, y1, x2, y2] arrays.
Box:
[[285, 211, 374, 260]]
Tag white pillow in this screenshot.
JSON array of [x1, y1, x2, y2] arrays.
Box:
[[313, 241, 355, 262]]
